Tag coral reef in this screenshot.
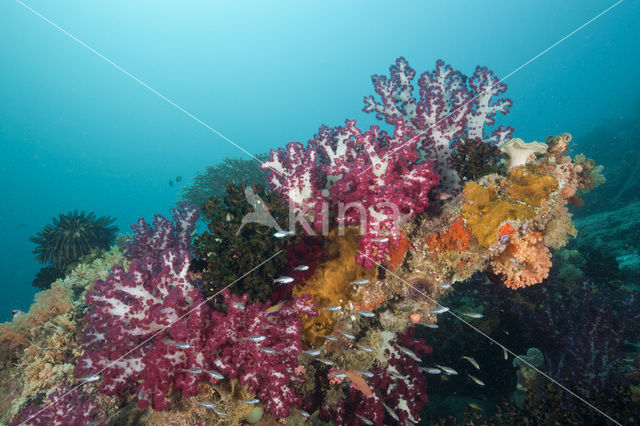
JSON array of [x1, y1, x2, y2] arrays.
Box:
[[6, 57, 618, 426], [30, 210, 117, 269]]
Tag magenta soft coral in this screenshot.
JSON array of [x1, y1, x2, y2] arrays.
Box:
[[206, 290, 317, 417], [76, 248, 209, 410], [321, 329, 432, 425], [124, 202, 198, 262], [364, 57, 513, 190], [261, 119, 439, 268], [323, 120, 438, 268], [11, 386, 102, 426]]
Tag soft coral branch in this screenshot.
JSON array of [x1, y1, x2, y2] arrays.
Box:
[[365, 57, 513, 190]]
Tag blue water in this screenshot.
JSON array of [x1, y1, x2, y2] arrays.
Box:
[[0, 0, 638, 320]]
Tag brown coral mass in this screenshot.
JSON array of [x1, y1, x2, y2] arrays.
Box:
[[461, 181, 534, 248], [506, 168, 558, 207], [293, 228, 376, 347]]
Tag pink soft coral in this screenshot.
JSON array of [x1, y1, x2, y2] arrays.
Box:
[[491, 232, 552, 289], [320, 329, 431, 425], [261, 119, 439, 268], [11, 386, 102, 426], [205, 290, 317, 418], [364, 57, 513, 190], [76, 249, 209, 410]]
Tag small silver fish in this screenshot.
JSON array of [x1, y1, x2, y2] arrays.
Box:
[[328, 371, 347, 379], [322, 305, 342, 311], [358, 344, 375, 353], [382, 401, 399, 421], [420, 367, 442, 374], [137, 387, 145, 400], [439, 283, 452, 289], [295, 408, 311, 418], [503, 347, 508, 360], [240, 398, 260, 404], [374, 237, 390, 243], [356, 309, 376, 317], [468, 374, 485, 386], [79, 374, 100, 383], [213, 408, 228, 417], [351, 279, 370, 285], [206, 370, 224, 380], [245, 335, 266, 342], [461, 312, 484, 319], [183, 368, 202, 374], [233, 302, 245, 310], [173, 342, 192, 349], [323, 335, 338, 341], [273, 230, 294, 238], [294, 265, 309, 271], [436, 365, 458, 375], [260, 348, 278, 354], [462, 356, 480, 370], [357, 414, 374, 425], [358, 370, 374, 378], [274, 276, 294, 284], [397, 345, 421, 362], [391, 372, 407, 380], [430, 306, 450, 315], [303, 349, 321, 356], [339, 331, 355, 340], [318, 358, 335, 366], [199, 401, 217, 409], [422, 323, 439, 329]]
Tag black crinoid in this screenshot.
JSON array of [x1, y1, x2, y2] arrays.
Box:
[[30, 210, 118, 269]]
